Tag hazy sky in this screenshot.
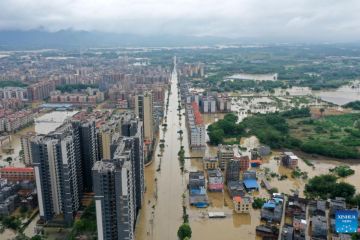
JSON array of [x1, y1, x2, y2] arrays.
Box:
[[1, 0, 360, 41]]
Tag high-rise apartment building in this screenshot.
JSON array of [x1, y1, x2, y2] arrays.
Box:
[[121, 115, 144, 214], [135, 91, 154, 143], [76, 120, 99, 192], [31, 117, 98, 225], [20, 132, 36, 165], [93, 143, 135, 240], [32, 123, 82, 225], [93, 113, 145, 240]]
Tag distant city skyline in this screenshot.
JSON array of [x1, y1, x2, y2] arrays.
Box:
[[1, 0, 360, 42]]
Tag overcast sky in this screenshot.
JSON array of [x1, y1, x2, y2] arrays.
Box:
[[1, 0, 360, 42]]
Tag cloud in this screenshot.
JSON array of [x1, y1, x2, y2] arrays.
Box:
[[0, 0, 360, 41]]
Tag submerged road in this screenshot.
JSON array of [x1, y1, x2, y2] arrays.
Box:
[[136, 62, 189, 240]]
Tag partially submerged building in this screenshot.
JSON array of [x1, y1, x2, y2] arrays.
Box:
[[186, 102, 206, 149], [282, 152, 298, 169], [203, 157, 218, 170], [207, 168, 223, 192], [189, 171, 208, 208], [233, 195, 251, 214], [242, 170, 259, 191], [261, 194, 284, 223], [227, 180, 245, 198]]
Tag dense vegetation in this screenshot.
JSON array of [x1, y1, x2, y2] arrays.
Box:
[[208, 109, 360, 159], [68, 201, 97, 240], [344, 101, 360, 110], [218, 80, 285, 92], [304, 174, 355, 201], [208, 108, 310, 148], [0, 80, 28, 88], [0, 216, 22, 230], [329, 165, 355, 177], [56, 83, 98, 93]]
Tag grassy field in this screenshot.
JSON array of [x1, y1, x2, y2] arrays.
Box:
[[288, 113, 360, 158], [208, 109, 360, 159]]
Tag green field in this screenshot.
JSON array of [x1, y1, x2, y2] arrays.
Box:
[[208, 109, 360, 159]]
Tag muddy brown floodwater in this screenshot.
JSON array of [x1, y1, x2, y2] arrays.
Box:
[[136, 68, 185, 240], [135, 68, 263, 240], [136, 68, 360, 240]]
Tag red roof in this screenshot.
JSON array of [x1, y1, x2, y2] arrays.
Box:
[[191, 102, 203, 125], [0, 167, 34, 173], [233, 196, 242, 203]]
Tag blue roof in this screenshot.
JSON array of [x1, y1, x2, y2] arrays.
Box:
[[243, 179, 259, 189], [194, 202, 208, 208], [263, 202, 276, 209]]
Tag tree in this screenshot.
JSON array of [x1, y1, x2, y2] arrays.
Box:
[[319, 108, 325, 118], [2, 216, 21, 230], [329, 165, 355, 177], [330, 182, 356, 201], [5, 157, 12, 165], [31, 236, 42, 240], [252, 198, 266, 209], [208, 129, 224, 145], [177, 223, 192, 240], [304, 174, 356, 201]]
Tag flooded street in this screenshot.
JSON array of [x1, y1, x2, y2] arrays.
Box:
[[136, 66, 263, 240], [135, 68, 360, 240], [136, 67, 185, 239], [0, 125, 35, 167]]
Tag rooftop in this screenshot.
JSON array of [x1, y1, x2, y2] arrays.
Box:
[[34, 110, 78, 134], [243, 179, 259, 190]]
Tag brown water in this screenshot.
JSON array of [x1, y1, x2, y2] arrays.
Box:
[[135, 69, 360, 240], [136, 69, 185, 239], [135, 69, 263, 240], [0, 125, 35, 167]]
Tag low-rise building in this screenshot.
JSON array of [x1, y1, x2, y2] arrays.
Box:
[[207, 168, 223, 192], [189, 171, 208, 208], [260, 194, 284, 223], [233, 196, 251, 213], [227, 180, 245, 198], [50, 88, 104, 105], [282, 152, 299, 169], [0, 167, 34, 182], [311, 215, 328, 240], [0, 87, 28, 101], [0, 109, 34, 132], [308, 200, 326, 217], [203, 157, 218, 169], [242, 170, 259, 191]]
